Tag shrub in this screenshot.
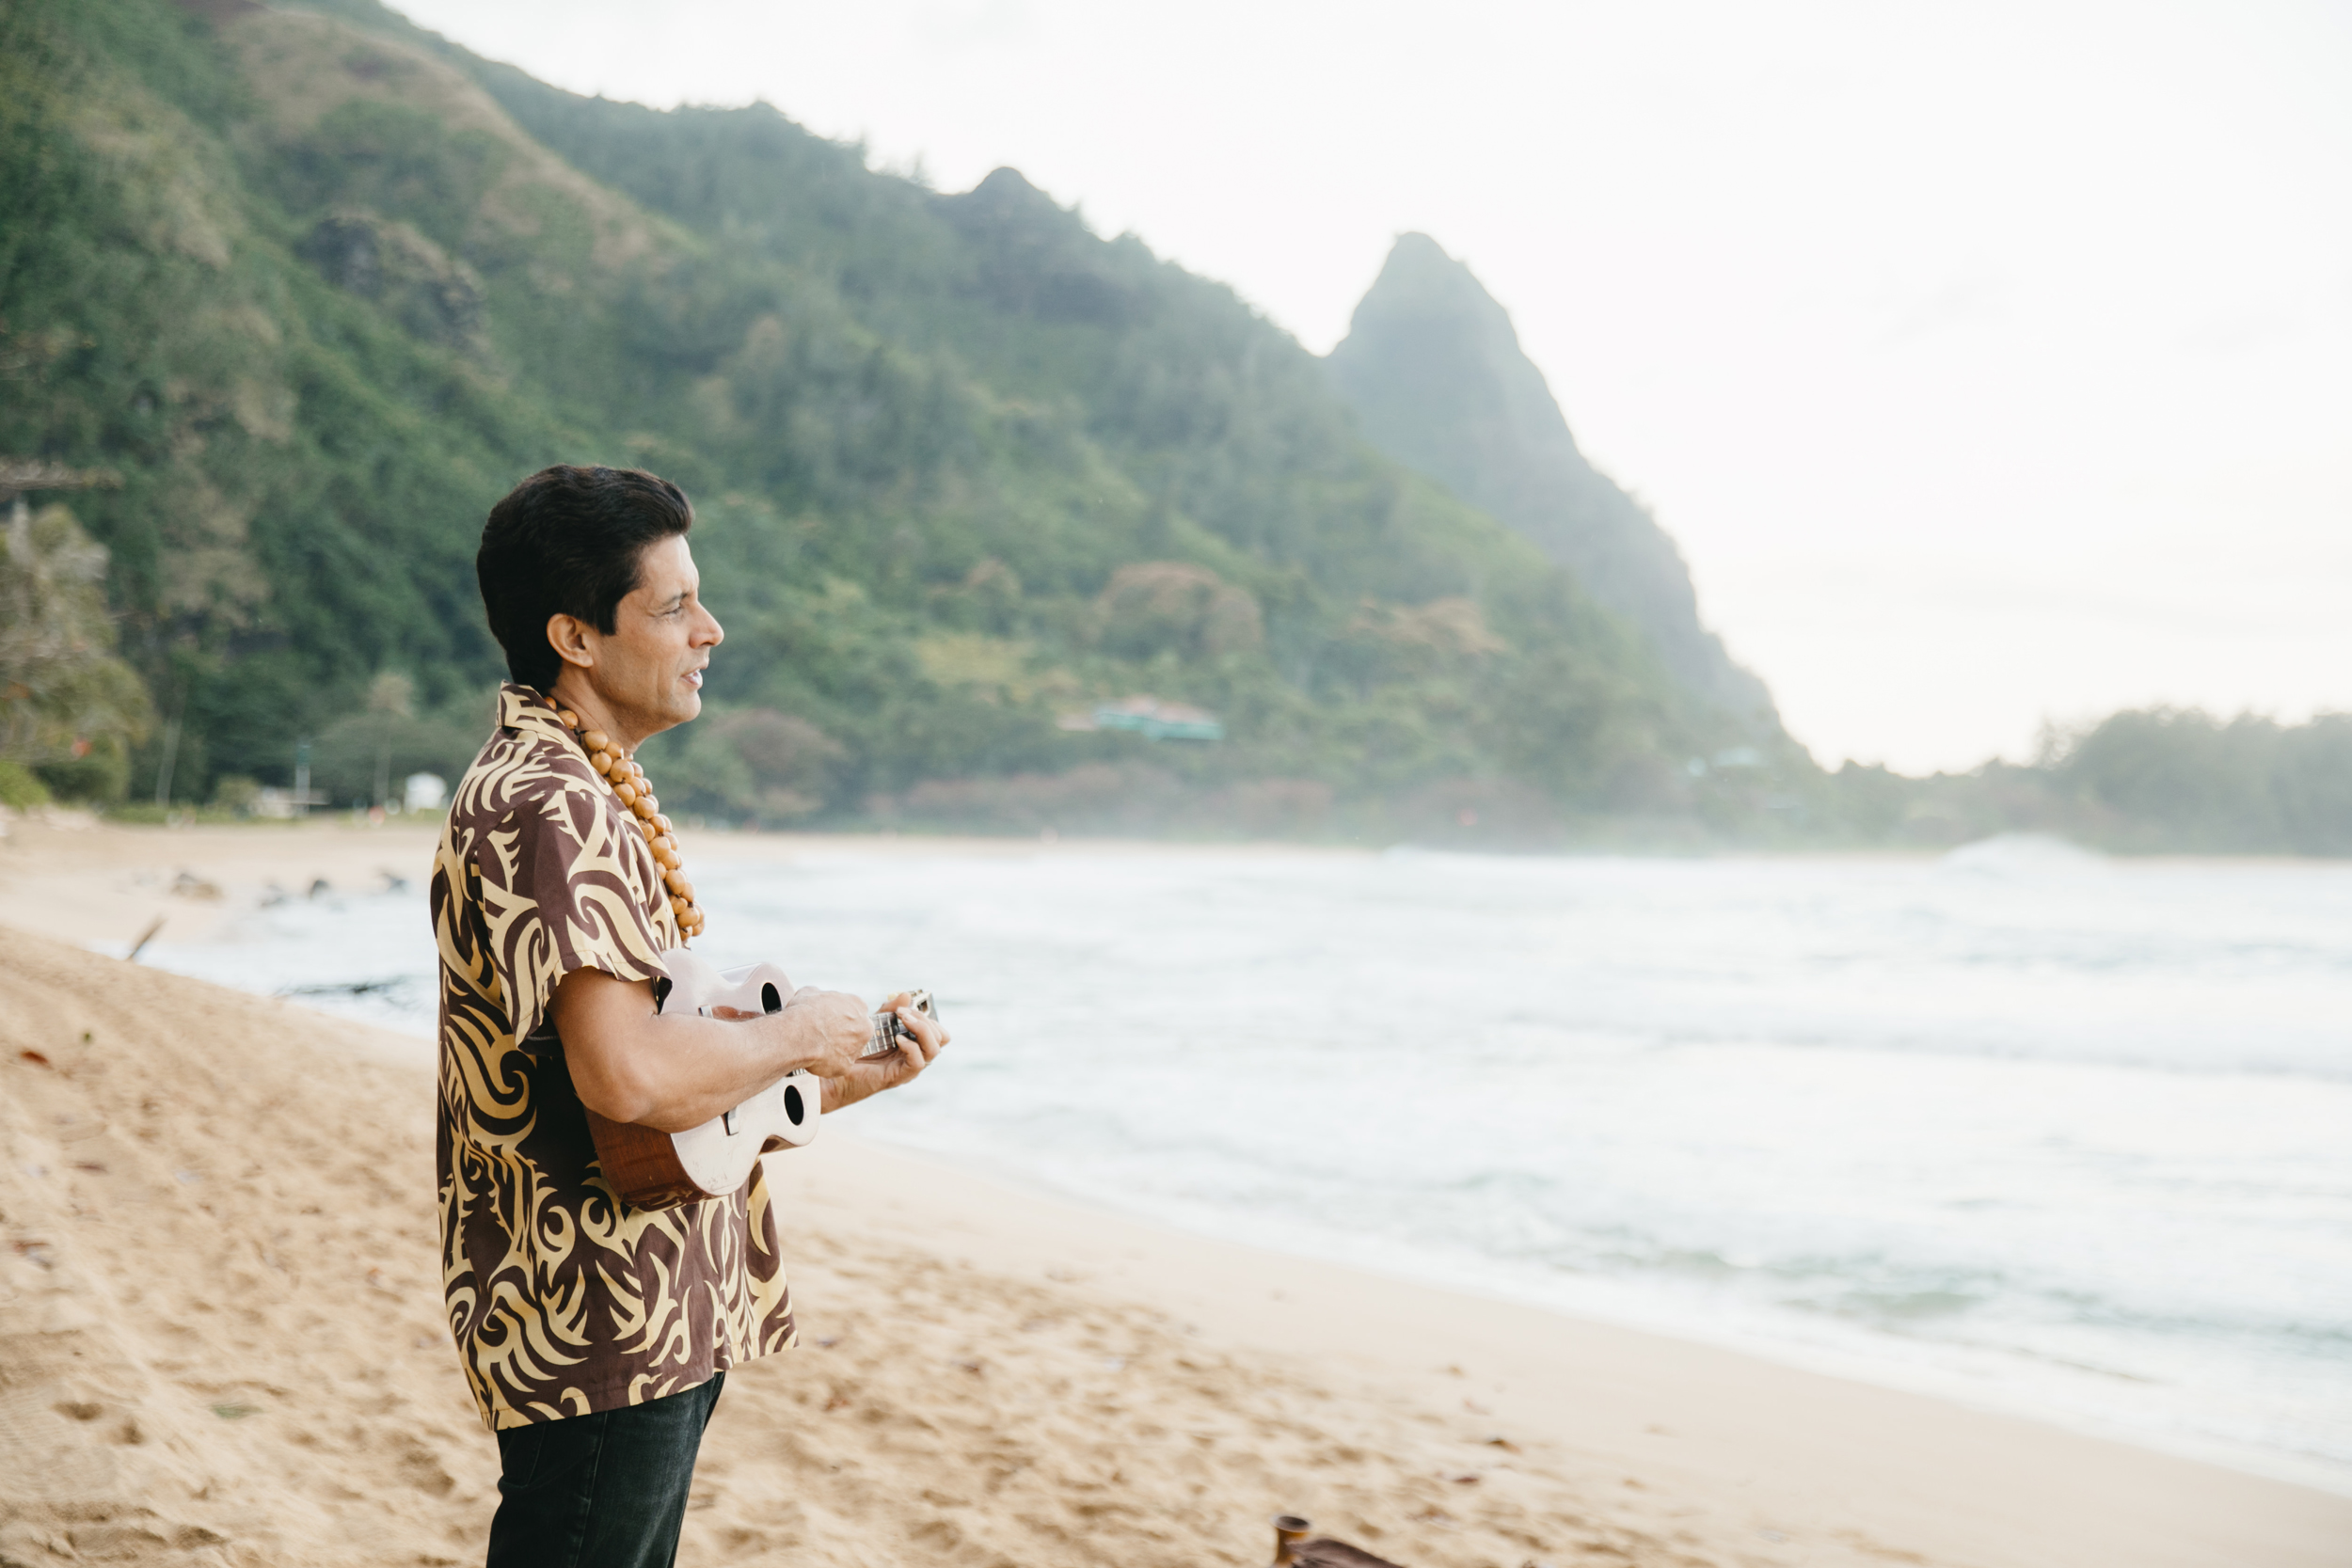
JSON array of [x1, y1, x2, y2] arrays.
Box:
[[0, 759, 53, 809]]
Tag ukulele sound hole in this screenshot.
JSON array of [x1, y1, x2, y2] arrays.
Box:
[[783, 1083, 804, 1125], [760, 982, 782, 1013]]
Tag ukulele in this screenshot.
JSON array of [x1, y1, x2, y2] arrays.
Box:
[[584, 946, 938, 1210]]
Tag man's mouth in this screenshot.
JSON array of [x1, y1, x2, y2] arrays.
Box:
[[683, 668, 705, 690]]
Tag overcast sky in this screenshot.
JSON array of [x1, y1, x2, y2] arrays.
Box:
[[389, 0, 2352, 772]]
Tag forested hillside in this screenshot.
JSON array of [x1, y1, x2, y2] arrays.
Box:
[[1847, 707, 2352, 858], [1, 0, 1806, 841], [6, 0, 2344, 855]]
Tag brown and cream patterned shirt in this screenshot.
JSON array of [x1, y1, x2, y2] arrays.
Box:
[[431, 684, 794, 1429]]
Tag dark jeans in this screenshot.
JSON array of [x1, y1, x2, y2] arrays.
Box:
[[485, 1373, 724, 1568]]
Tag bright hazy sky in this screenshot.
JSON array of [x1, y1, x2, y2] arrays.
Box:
[[389, 0, 2352, 772]]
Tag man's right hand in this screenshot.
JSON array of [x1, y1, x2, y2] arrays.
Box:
[[778, 987, 876, 1079]]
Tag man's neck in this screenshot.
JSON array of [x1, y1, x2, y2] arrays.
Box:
[[545, 675, 643, 752]]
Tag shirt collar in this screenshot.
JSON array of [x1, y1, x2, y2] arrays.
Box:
[[497, 683, 576, 745]]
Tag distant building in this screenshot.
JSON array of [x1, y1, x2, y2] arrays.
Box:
[[1058, 695, 1225, 742], [404, 772, 448, 813], [251, 786, 331, 818], [1685, 746, 1768, 778]]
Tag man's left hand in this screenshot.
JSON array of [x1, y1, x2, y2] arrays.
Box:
[[818, 992, 949, 1114]]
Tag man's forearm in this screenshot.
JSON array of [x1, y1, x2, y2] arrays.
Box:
[[554, 974, 857, 1132], [620, 1011, 837, 1131]]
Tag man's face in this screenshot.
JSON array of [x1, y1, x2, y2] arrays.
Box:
[[580, 535, 723, 737]]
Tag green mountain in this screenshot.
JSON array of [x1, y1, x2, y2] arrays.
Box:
[[1327, 233, 1773, 725], [2, 0, 1797, 840]]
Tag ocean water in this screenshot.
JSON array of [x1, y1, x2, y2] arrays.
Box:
[[125, 836, 2352, 1494]]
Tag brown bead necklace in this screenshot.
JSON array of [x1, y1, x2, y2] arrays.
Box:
[[557, 705, 707, 939]]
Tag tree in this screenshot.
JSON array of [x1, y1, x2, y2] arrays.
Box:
[[367, 670, 415, 809], [0, 468, 152, 771]]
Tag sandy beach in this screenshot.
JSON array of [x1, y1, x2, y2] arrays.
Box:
[[2, 816, 2346, 1568]]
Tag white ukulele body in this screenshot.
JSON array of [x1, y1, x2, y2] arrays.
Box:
[[660, 947, 822, 1190], [584, 949, 934, 1210]]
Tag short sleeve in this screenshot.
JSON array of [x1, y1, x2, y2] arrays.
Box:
[[473, 778, 672, 1049]]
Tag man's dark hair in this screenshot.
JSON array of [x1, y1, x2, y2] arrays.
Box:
[[477, 466, 694, 690]]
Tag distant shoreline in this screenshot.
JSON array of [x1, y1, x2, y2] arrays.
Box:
[[5, 811, 2343, 898]]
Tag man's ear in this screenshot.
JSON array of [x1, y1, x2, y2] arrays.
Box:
[[546, 612, 596, 672]]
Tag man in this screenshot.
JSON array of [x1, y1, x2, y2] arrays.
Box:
[[431, 465, 946, 1566]]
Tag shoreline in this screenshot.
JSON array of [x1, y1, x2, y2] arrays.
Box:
[[803, 1131, 2352, 1568], [4, 819, 2349, 1564], [854, 1125, 2352, 1505]]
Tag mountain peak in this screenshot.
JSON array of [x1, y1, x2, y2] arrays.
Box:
[[1351, 232, 1515, 341], [968, 166, 1048, 204], [1327, 235, 1774, 725]]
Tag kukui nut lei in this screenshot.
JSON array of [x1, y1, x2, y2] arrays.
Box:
[[560, 706, 706, 938]]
